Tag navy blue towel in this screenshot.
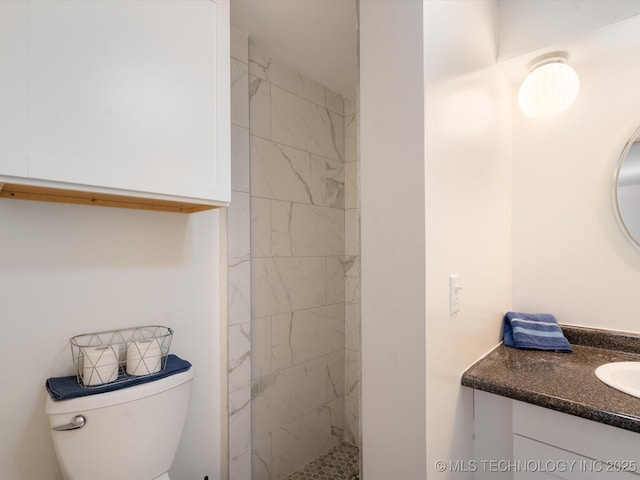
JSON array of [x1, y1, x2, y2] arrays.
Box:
[[503, 312, 572, 353], [46, 354, 192, 401]]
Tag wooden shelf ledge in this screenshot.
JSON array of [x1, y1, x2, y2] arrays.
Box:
[[0, 182, 221, 214]]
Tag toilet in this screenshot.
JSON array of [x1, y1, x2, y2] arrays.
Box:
[[45, 368, 195, 480]]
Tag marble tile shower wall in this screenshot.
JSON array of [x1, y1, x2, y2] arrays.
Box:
[[248, 46, 352, 480], [343, 92, 360, 448], [228, 28, 252, 480], [228, 27, 360, 480]]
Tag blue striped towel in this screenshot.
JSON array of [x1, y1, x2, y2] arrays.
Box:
[[503, 312, 572, 353], [46, 354, 192, 401]]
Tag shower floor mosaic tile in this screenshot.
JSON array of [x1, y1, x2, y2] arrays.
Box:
[[283, 441, 360, 480]]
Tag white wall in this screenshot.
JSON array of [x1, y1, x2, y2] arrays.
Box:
[[511, 15, 640, 333], [360, 1, 511, 478], [0, 200, 224, 479], [359, 1, 426, 478], [423, 1, 512, 478], [361, 2, 640, 478], [497, 0, 640, 60]]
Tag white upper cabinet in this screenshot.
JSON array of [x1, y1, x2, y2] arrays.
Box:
[[0, 1, 28, 177], [0, 0, 230, 211]]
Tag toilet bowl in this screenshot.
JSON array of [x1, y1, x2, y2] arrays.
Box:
[[45, 367, 195, 480]]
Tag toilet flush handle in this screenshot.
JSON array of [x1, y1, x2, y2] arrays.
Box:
[[52, 415, 86, 431]]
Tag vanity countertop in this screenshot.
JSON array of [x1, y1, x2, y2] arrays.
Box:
[[461, 325, 640, 433]]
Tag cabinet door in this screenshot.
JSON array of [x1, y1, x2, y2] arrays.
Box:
[[26, 0, 229, 202], [0, 1, 28, 177], [514, 434, 638, 480]]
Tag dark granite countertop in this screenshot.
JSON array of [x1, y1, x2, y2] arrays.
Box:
[[461, 325, 640, 433]]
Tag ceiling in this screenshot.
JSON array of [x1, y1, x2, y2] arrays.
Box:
[[230, 0, 358, 96]]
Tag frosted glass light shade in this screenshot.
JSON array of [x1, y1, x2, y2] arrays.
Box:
[[518, 61, 580, 120]]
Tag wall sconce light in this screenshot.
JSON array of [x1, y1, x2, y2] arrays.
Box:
[[518, 52, 580, 120]]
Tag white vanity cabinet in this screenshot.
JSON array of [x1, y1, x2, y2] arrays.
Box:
[[0, 0, 230, 213], [474, 391, 640, 479], [512, 401, 640, 479]]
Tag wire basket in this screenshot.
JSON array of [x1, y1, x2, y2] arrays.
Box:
[[70, 326, 173, 388]]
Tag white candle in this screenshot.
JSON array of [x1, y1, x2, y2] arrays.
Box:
[[126, 339, 162, 376], [82, 346, 118, 386]]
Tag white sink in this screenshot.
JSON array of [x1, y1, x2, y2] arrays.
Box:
[[595, 362, 640, 399]]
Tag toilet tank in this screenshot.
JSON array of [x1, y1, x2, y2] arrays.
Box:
[[45, 368, 195, 480]]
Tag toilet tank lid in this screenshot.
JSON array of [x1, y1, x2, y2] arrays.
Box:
[[45, 367, 195, 415]]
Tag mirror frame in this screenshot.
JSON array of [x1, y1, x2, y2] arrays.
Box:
[[612, 124, 640, 252]]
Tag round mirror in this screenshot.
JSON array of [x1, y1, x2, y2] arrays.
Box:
[[613, 125, 640, 251]]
